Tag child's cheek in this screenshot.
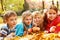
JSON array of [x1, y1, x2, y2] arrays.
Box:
[[9, 21, 15, 26]]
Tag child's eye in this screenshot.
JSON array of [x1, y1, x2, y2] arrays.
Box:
[[49, 13, 52, 14], [38, 17, 40, 19], [53, 13, 56, 14], [29, 19, 32, 20], [15, 18, 17, 20], [10, 19, 14, 21], [26, 19, 32, 20], [26, 19, 28, 20]]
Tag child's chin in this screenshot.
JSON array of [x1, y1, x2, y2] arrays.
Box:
[[27, 23, 31, 25], [50, 18, 54, 21], [27, 24, 30, 26], [12, 25, 16, 27]]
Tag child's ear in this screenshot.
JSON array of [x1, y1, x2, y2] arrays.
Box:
[[3, 19, 7, 23]]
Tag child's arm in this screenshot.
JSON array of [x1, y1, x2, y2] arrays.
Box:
[[32, 23, 40, 33], [44, 26, 56, 33], [32, 27, 40, 33], [24, 28, 33, 35], [28, 28, 33, 34], [0, 28, 7, 37], [50, 26, 56, 33], [15, 24, 24, 36], [49, 16, 60, 33], [6, 32, 15, 38], [44, 30, 49, 33]]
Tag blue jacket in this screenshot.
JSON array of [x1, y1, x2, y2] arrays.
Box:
[[15, 22, 32, 36]]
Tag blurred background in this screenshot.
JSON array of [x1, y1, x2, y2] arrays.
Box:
[[0, 0, 60, 25]]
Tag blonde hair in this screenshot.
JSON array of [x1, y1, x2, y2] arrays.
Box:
[[32, 11, 45, 31], [32, 11, 44, 18], [22, 11, 32, 21]]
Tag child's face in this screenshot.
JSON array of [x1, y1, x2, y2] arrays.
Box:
[[46, 9, 57, 21], [23, 16, 32, 26], [6, 16, 17, 27], [33, 15, 43, 25]]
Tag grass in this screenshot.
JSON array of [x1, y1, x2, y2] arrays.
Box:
[[0, 17, 3, 24]]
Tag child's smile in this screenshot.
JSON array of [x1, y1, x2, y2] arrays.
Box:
[[47, 9, 57, 21], [23, 16, 32, 26], [6, 16, 17, 28]]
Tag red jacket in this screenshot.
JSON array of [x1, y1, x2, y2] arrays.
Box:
[[46, 16, 60, 33]]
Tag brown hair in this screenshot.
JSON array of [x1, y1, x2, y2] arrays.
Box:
[[44, 5, 58, 29], [49, 5, 58, 13], [3, 10, 17, 23]]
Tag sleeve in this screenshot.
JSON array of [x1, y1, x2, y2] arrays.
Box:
[[15, 23, 24, 36], [49, 16, 60, 33], [54, 23, 60, 33], [0, 26, 8, 37]]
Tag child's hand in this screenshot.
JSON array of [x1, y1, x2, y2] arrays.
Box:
[[32, 27, 40, 33], [28, 28, 33, 33], [0, 33, 2, 36], [5, 33, 15, 40], [24, 31, 28, 35], [50, 26, 56, 33], [44, 30, 48, 33], [7, 33, 15, 38], [0, 30, 7, 37]]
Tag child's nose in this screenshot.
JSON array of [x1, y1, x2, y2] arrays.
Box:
[[50, 14, 54, 17], [28, 20, 31, 22], [52, 14, 54, 15], [13, 20, 17, 24], [36, 18, 39, 21]]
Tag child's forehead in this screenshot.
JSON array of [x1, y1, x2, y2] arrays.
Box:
[[25, 15, 32, 18], [34, 13, 44, 17], [22, 15, 32, 20], [3, 11, 17, 18], [9, 15, 17, 17], [32, 11, 44, 16], [7, 14, 17, 18], [48, 9, 57, 13], [6, 15, 17, 20]]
